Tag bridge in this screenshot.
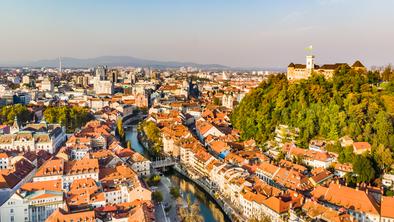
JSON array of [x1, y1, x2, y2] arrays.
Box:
[[151, 157, 177, 169], [123, 113, 147, 128]]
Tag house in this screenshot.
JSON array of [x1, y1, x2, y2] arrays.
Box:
[[195, 119, 224, 142], [208, 140, 231, 159], [302, 199, 355, 222], [0, 123, 67, 154], [21, 183, 63, 222], [382, 172, 394, 189], [0, 158, 36, 206], [66, 178, 105, 209], [46, 209, 97, 222], [127, 151, 151, 177], [283, 143, 336, 169], [239, 178, 282, 220], [260, 191, 303, 222], [333, 162, 353, 177], [0, 153, 11, 170], [353, 142, 371, 155], [381, 196, 394, 222], [339, 135, 354, 148], [308, 168, 334, 187], [311, 183, 380, 222], [161, 124, 191, 157], [63, 158, 99, 189]]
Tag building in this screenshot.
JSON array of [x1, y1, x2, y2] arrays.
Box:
[[0, 158, 36, 209], [287, 55, 366, 80], [0, 153, 11, 170], [0, 122, 67, 154], [45, 209, 96, 222], [41, 77, 54, 92], [381, 196, 394, 222], [93, 66, 114, 95], [353, 142, 371, 155], [311, 183, 380, 222]]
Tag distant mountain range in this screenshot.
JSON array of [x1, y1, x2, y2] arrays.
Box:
[[0, 56, 283, 71], [22, 56, 231, 70]]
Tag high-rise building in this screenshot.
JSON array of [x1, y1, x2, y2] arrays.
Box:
[[93, 66, 114, 95]]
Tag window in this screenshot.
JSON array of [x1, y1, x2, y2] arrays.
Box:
[[10, 209, 14, 213], [10, 216, 14, 222]]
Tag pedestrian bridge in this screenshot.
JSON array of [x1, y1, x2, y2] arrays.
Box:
[[151, 157, 177, 169]]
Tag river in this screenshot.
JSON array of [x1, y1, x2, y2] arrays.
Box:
[[125, 127, 228, 222]]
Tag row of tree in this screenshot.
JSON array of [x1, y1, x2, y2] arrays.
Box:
[[0, 104, 33, 125], [43, 106, 93, 132], [138, 120, 163, 155]]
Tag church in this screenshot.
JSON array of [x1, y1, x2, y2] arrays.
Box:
[[287, 55, 366, 80]]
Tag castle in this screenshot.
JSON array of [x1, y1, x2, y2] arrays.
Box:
[[287, 55, 366, 80]]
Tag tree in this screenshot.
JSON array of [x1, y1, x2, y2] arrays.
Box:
[[213, 97, 221, 106], [178, 195, 203, 222], [148, 174, 161, 186], [116, 117, 125, 141], [140, 120, 163, 155], [352, 155, 376, 183], [0, 104, 33, 125], [229, 69, 394, 183], [382, 65, 393, 81], [373, 111, 394, 148], [170, 186, 180, 199], [338, 147, 355, 163], [152, 191, 163, 203], [43, 106, 93, 133], [127, 140, 132, 149], [373, 144, 393, 173]]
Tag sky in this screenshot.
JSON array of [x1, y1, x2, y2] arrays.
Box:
[[1, 0, 394, 68]]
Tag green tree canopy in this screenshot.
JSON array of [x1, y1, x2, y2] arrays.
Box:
[[43, 106, 93, 133], [352, 155, 376, 183], [231, 69, 394, 150]]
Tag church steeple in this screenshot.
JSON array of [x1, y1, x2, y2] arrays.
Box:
[[11, 116, 20, 134]]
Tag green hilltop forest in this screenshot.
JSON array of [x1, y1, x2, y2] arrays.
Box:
[[232, 66, 394, 184], [231, 66, 394, 152]]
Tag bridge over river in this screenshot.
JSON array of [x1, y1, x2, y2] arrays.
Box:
[[151, 157, 177, 169]]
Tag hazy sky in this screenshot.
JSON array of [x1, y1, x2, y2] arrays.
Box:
[[1, 0, 394, 68]]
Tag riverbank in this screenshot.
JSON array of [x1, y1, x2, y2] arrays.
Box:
[[136, 127, 236, 222], [172, 164, 233, 222], [126, 127, 228, 222]]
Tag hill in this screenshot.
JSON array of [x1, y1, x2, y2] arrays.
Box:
[[231, 66, 394, 150]]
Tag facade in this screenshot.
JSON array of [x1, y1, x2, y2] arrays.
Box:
[[93, 66, 114, 95], [0, 124, 66, 154], [287, 55, 366, 80], [41, 78, 54, 92]]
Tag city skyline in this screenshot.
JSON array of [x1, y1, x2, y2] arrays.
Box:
[[1, 0, 394, 68]]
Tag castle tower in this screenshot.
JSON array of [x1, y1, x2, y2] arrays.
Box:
[[306, 55, 315, 76], [306, 55, 315, 70]]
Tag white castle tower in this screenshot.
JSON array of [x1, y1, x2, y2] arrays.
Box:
[[306, 45, 314, 75], [306, 55, 315, 72]]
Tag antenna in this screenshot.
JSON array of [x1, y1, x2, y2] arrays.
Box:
[[59, 56, 62, 73]]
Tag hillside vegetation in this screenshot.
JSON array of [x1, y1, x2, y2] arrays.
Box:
[[231, 66, 394, 150]]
